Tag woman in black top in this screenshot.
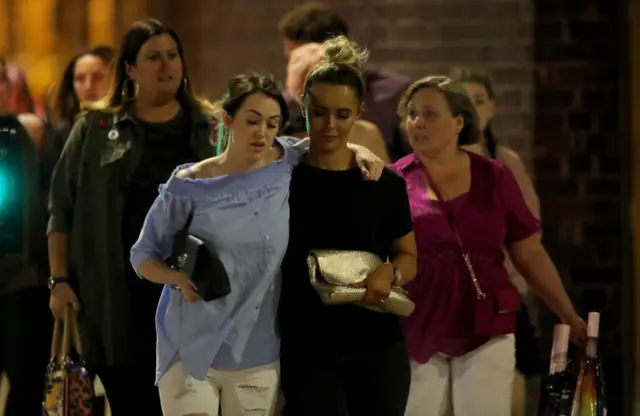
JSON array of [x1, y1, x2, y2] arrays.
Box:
[[278, 36, 418, 416], [47, 18, 214, 415]]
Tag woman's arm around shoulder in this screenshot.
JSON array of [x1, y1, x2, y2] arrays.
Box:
[[281, 134, 385, 180]]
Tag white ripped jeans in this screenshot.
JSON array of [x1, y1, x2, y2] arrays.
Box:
[[406, 335, 515, 416], [158, 360, 279, 416]]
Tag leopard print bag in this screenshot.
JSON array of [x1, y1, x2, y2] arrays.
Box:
[[43, 306, 94, 416]]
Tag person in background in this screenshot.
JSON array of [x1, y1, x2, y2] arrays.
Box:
[[277, 2, 412, 161], [390, 75, 586, 415], [450, 66, 545, 415], [47, 18, 213, 414], [49, 45, 115, 146], [43, 46, 115, 191], [6, 64, 35, 115], [0, 57, 50, 416], [278, 36, 417, 416]]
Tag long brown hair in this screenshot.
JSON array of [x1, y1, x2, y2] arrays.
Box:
[[49, 45, 115, 125], [85, 18, 212, 115], [448, 67, 498, 157]]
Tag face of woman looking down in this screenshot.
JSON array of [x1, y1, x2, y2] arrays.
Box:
[[305, 82, 360, 154], [226, 92, 282, 164]]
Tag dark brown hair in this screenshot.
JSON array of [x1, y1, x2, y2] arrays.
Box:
[[278, 2, 349, 43], [398, 75, 481, 146], [302, 36, 367, 106], [86, 18, 211, 114], [449, 67, 498, 157], [49, 45, 115, 125], [215, 73, 290, 154]]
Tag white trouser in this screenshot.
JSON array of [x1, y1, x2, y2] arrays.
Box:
[[158, 360, 279, 416], [406, 335, 515, 416]]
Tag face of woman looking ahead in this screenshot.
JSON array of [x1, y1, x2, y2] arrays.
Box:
[[74, 54, 109, 103], [126, 33, 183, 101], [305, 82, 360, 154], [460, 82, 495, 132], [226, 92, 282, 164], [403, 87, 463, 156]]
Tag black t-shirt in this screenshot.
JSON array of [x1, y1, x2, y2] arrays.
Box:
[[279, 163, 413, 356], [122, 111, 198, 284]]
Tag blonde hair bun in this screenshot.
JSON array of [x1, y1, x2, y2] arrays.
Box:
[[323, 35, 368, 71]]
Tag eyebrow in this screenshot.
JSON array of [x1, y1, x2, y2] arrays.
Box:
[[247, 109, 280, 119], [309, 103, 353, 112], [145, 48, 179, 55]]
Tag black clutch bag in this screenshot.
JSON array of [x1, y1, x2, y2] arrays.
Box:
[[166, 213, 231, 301]]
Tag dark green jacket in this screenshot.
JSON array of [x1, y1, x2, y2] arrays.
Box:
[[47, 107, 214, 365]]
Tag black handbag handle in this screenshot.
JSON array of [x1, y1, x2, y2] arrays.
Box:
[[169, 212, 194, 266]]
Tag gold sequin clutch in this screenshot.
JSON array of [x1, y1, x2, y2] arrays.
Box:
[[307, 249, 415, 317]]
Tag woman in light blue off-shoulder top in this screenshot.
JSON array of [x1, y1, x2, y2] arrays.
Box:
[[129, 73, 383, 416]]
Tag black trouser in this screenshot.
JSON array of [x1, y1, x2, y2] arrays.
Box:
[[0, 286, 53, 416], [90, 274, 163, 416], [515, 303, 544, 378], [281, 342, 410, 416], [93, 364, 162, 415]]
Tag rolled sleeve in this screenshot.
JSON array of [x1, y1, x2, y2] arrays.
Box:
[[47, 117, 87, 235], [129, 183, 192, 277]]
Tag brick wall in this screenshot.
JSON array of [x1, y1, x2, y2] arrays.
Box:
[[158, 0, 628, 410], [533, 0, 627, 412], [161, 0, 535, 166]]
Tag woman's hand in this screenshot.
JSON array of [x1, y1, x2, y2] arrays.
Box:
[[564, 312, 588, 346], [350, 144, 384, 181], [171, 271, 200, 303], [49, 282, 80, 319], [358, 264, 395, 306]]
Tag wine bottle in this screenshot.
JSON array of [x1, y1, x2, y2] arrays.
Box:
[[571, 312, 607, 416], [538, 324, 574, 415]]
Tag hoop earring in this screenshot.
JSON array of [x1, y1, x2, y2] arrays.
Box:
[[121, 80, 129, 101]]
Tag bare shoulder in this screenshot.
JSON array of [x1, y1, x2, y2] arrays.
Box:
[[496, 146, 527, 173], [177, 157, 227, 180], [17, 112, 45, 142], [350, 120, 390, 162], [354, 119, 382, 135]]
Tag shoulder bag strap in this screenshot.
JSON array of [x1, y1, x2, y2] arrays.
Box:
[[422, 166, 486, 300]]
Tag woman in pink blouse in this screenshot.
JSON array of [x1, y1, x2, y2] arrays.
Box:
[[389, 75, 586, 415]]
